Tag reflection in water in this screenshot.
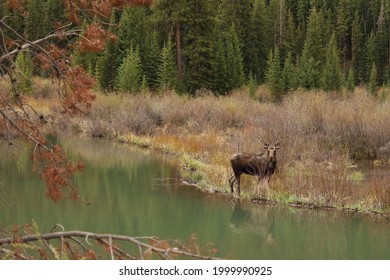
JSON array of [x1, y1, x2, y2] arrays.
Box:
[[229, 200, 275, 244], [1, 136, 390, 259]]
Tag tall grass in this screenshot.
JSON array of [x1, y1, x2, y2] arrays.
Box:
[[35, 87, 390, 214]]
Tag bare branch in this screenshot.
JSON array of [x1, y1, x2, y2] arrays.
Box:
[[0, 229, 221, 260]]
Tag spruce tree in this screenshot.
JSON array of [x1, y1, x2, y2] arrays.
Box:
[[298, 50, 318, 89], [346, 67, 355, 92], [368, 62, 378, 95], [364, 32, 377, 83], [15, 52, 33, 95], [282, 52, 296, 92], [375, 0, 388, 84], [212, 33, 229, 94], [116, 47, 143, 93], [157, 38, 178, 92], [97, 11, 119, 92], [351, 12, 364, 84], [225, 25, 245, 91], [248, 0, 270, 82], [25, 0, 45, 40], [117, 6, 146, 67], [322, 33, 343, 92], [141, 31, 160, 91], [265, 48, 283, 100], [182, 0, 215, 93]]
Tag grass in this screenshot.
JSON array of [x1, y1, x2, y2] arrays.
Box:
[[26, 84, 390, 215]]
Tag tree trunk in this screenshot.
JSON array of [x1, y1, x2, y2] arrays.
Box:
[[175, 20, 182, 81]]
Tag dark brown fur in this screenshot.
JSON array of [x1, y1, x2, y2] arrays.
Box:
[[228, 142, 280, 196]]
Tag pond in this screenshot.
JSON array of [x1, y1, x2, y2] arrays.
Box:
[[1, 136, 390, 259]]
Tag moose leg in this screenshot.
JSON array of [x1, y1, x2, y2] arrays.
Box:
[[237, 175, 241, 196], [228, 175, 235, 193]]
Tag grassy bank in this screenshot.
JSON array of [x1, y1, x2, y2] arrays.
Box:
[[30, 86, 390, 215]]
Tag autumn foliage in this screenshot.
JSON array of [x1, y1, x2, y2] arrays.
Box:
[[0, 0, 152, 202]]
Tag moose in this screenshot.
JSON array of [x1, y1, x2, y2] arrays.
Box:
[[228, 141, 280, 196]]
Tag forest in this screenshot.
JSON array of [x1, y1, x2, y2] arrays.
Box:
[[1, 0, 390, 97], [2, 0, 390, 260]]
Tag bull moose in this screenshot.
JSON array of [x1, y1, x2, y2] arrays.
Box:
[[228, 141, 280, 196]]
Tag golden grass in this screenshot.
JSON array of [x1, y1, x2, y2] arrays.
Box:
[[34, 86, 390, 214]]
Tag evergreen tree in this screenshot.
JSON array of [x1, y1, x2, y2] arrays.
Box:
[[297, 7, 327, 89], [265, 48, 283, 100], [282, 52, 296, 92], [116, 47, 143, 93], [298, 50, 318, 89], [158, 38, 178, 92], [212, 33, 229, 94], [368, 62, 378, 95], [322, 33, 343, 91], [364, 32, 377, 83], [351, 12, 364, 83], [25, 0, 46, 40], [346, 67, 355, 92], [247, 72, 257, 99], [182, 0, 215, 93], [375, 0, 388, 84], [248, 0, 271, 82], [15, 52, 33, 95], [117, 6, 147, 66], [218, 0, 252, 74], [303, 7, 328, 67], [141, 31, 160, 90], [225, 25, 245, 91], [97, 11, 119, 92]]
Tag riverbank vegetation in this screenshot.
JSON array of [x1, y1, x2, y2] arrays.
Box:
[[30, 84, 390, 215]]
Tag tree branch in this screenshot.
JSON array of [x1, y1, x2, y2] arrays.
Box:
[[0, 230, 221, 260]]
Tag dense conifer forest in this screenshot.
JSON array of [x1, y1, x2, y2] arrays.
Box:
[[1, 0, 390, 96]]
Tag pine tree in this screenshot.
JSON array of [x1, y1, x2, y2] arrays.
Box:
[[218, 0, 252, 74], [282, 52, 296, 92], [25, 0, 46, 40], [212, 33, 229, 94], [368, 62, 378, 95], [117, 6, 146, 67], [297, 7, 327, 89], [116, 47, 143, 93], [303, 7, 328, 68], [375, 0, 388, 84], [346, 67, 355, 92], [351, 12, 364, 84], [141, 31, 160, 91], [322, 33, 343, 92], [248, 0, 271, 82], [364, 32, 377, 83], [158, 38, 178, 92], [225, 25, 245, 91], [265, 48, 283, 100], [15, 52, 33, 95], [97, 11, 119, 92], [298, 50, 318, 89], [182, 0, 215, 93]]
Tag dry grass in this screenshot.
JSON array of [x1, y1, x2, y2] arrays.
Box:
[[34, 86, 390, 214]]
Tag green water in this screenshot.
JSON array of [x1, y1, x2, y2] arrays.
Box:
[[1, 136, 390, 259]]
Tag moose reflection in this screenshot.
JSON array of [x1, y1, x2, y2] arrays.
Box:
[[228, 141, 280, 196]]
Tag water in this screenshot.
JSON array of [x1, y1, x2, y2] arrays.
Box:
[[1, 136, 390, 259]]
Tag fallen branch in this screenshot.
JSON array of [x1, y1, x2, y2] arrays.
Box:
[[0, 228, 221, 260]]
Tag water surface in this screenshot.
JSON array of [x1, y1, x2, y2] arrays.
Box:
[[1, 137, 390, 259]]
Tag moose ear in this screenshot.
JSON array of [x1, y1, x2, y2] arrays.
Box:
[[275, 141, 281, 149], [264, 142, 269, 149]]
